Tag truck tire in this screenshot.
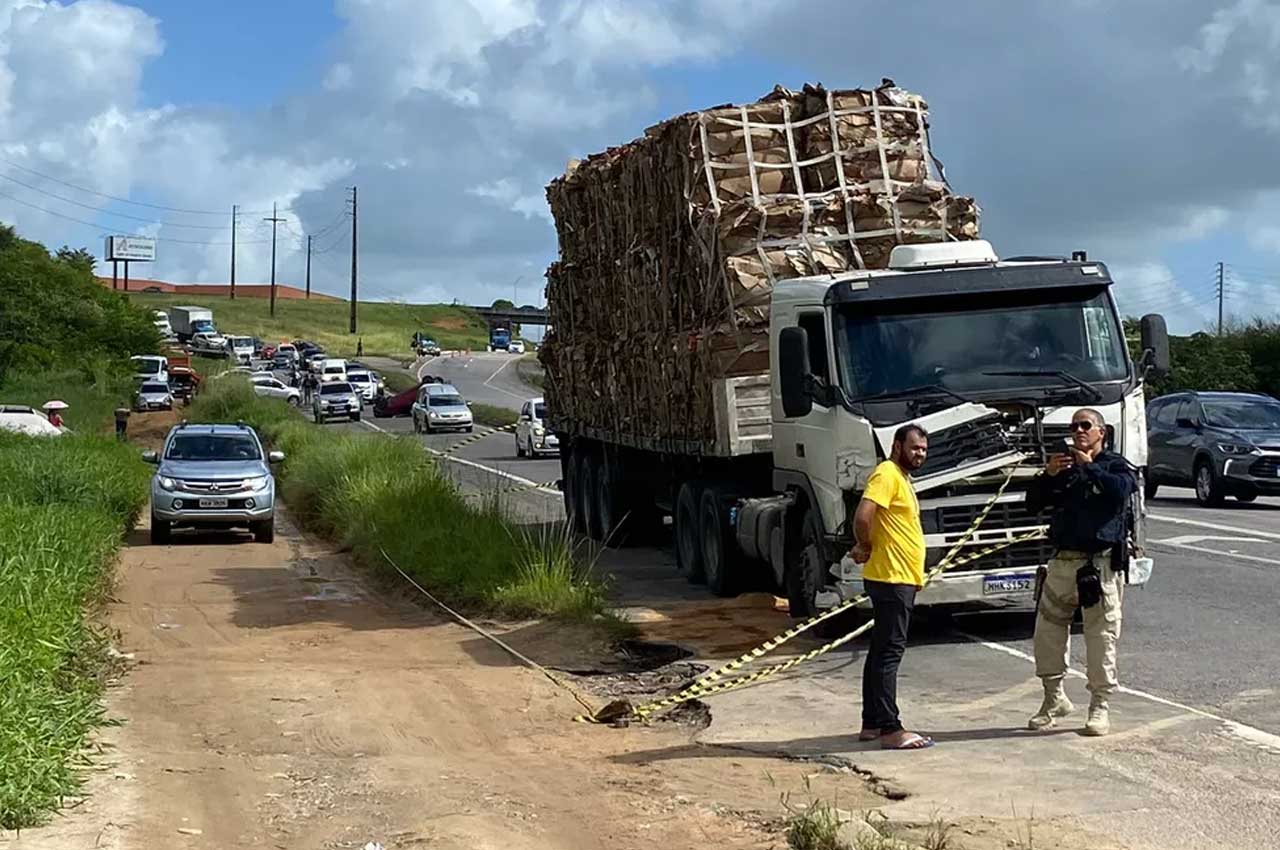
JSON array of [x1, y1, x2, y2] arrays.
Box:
[[675, 481, 705, 584], [579, 453, 604, 541], [786, 508, 859, 639], [699, 487, 737, 597], [151, 514, 171, 545], [595, 458, 621, 545]]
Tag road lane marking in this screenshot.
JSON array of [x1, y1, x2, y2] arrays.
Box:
[[1153, 534, 1266, 545], [358, 418, 560, 497], [1148, 540, 1278, 567], [482, 356, 528, 403], [958, 632, 1280, 756], [1148, 513, 1280, 541]]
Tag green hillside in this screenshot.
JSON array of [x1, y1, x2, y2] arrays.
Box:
[[129, 293, 489, 357]]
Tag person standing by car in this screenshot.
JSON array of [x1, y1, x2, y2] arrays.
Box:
[[47, 409, 64, 429], [1025, 408, 1136, 737], [302, 371, 317, 405], [851, 424, 933, 751]]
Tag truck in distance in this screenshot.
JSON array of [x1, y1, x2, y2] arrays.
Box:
[[168, 306, 216, 342], [488, 326, 511, 352]]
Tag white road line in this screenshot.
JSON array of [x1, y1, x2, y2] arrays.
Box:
[[1149, 540, 1278, 567], [958, 631, 1280, 755], [358, 418, 560, 497], [482, 357, 529, 403], [1148, 512, 1280, 542], [1153, 534, 1266, 545]]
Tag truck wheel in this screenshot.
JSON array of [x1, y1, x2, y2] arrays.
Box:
[[699, 488, 737, 597], [252, 518, 275, 544], [151, 514, 171, 545], [579, 453, 604, 542], [563, 448, 583, 533], [785, 508, 824, 618], [675, 481, 705, 583], [595, 458, 620, 545]]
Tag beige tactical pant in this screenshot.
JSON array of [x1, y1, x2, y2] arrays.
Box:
[[1033, 549, 1124, 697]]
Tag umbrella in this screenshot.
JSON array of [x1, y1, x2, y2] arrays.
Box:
[[42, 400, 69, 411]]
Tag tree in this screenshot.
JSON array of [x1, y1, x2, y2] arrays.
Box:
[[490, 298, 515, 310], [56, 245, 97, 274]]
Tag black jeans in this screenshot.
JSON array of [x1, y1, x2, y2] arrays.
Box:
[[861, 579, 917, 732]]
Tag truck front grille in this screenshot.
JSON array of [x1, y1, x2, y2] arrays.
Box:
[[916, 414, 1011, 479], [942, 538, 1054, 574], [928, 498, 1042, 534]]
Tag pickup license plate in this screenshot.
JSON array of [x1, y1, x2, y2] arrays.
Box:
[[983, 573, 1035, 595], [198, 497, 228, 508]]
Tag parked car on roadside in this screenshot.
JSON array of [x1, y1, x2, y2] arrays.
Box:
[[508, 340, 526, 355], [320, 358, 348, 384], [515, 397, 557, 457], [250, 374, 302, 406], [143, 422, 283, 544], [134, 381, 175, 411], [1146, 391, 1280, 506], [306, 352, 327, 373], [412, 384, 473, 434], [191, 331, 228, 357], [0, 404, 62, 436], [313, 381, 363, 423]]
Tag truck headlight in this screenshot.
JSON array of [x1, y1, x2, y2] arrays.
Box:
[[1217, 443, 1258, 456], [158, 476, 178, 491], [533, 427, 545, 436]]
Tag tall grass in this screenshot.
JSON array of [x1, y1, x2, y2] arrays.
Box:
[[186, 379, 605, 619], [0, 433, 149, 828], [0, 359, 137, 433]]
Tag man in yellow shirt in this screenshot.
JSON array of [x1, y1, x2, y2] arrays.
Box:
[[851, 424, 932, 750]]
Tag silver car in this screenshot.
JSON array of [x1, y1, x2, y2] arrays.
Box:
[[412, 384, 473, 433], [135, 381, 174, 411], [313, 381, 363, 423], [143, 422, 283, 544]]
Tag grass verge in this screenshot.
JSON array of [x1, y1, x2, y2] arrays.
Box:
[[471, 402, 519, 429], [0, 360, 138, 434], [516, 354, 545, 391], [187, 380, 604, 619], [0, 433, 149, 829]]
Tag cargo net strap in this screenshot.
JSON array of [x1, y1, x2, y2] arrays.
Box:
[[694, 90, 961, 271]]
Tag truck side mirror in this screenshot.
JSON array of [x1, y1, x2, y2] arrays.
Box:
[[1140, 314, 1170, 377], [779, 327, 813, 418]]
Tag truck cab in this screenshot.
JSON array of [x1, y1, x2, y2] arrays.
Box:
[[763, 241, 1168, 617], [489, 326, 511, 352]]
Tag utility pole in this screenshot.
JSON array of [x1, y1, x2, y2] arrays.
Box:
[[230, 205, 238, 300], [348, 186, 358, 334], [112, 259, 118, 290], [264, 203, 286, 318], [1217, 261, 1225, 336], [305, 234, 312, 300], [123, 260, 130, 292]]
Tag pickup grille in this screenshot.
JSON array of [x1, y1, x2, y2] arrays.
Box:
[[916, 414, 1012, 479], [180, 480, 245, 493]]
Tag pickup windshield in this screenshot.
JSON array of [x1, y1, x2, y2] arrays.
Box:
[[167, 434, 260, 460], [319, 383, 353, 396], [836, 289, 1128, 401]]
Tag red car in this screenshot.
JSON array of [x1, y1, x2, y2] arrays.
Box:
[[373, 382, 419, 418]]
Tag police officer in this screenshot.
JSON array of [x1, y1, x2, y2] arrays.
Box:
[[1025, 407, 1135, 737]]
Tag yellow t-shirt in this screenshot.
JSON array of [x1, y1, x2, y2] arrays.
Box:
[[861, 460, 925, 587]]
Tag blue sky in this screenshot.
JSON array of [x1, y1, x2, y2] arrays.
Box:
[[4, 1, 1280, 334]]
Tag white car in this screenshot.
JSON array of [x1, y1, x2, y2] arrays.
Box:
[[320, 358, 348, 384], [508, 340, 526, 354], [412, 384, 473, 433], [0, 404, 62, 436], [130, 354, 169, 385], [225, 335, 255, 365], [275, 343, 298, 362], [346, 369, 377, 402], [250, 375, 302, 405], [515, 397, 558, 457]]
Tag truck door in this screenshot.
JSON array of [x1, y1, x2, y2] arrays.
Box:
[[775, 310, 843, 530]]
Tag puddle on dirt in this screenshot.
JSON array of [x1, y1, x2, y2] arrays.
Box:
[[563, 639, 711, 729], [619, 593, 799, 658]]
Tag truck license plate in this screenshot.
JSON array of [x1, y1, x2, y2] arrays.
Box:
[[983, 573, 1035, 595], [198, 497, 228, 508]]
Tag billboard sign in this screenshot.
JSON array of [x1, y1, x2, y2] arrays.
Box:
[[104, 235, 157, 262]]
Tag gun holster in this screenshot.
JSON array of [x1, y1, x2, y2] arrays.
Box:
[[1033, 565, 1048, 608], [1076, 558, 1103, 609]]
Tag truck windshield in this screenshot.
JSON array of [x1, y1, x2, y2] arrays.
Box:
[[836, 288, 1128, 400], [193, 320, 214, 331]]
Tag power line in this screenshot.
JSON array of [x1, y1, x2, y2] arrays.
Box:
[[0, 155, 293, 217], [0, 170, 240, 229]]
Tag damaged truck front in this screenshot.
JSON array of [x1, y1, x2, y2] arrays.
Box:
[[744, 241, 1171, 620]]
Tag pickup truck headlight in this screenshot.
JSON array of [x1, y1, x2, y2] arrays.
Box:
[[1217, 443, 1259, 456], [242, 476, 271, 492], [158, 476, 178, 491], [533, 426, 545, 436]]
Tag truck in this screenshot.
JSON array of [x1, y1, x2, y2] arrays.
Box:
[[224, 335, 255, 365], [489, 326, 511, 352], [540, 83, 1171, 627], [169, 306, 216, 342]]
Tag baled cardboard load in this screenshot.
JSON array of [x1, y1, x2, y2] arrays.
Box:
[[541, 81, 980, 451]]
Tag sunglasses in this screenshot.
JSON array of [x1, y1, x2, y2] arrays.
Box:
[[1068, 421, 1097, 432]]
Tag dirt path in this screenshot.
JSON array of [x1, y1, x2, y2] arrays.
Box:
[[4, 509, 883, 850]]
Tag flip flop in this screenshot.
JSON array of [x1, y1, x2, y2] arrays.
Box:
[[857, 728, 881, 741], [881, 732, 934, 750]]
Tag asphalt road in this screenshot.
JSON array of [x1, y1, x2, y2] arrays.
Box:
[[320, 354, 1280, 848]]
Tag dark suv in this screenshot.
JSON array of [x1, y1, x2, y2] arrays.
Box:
[[1146, 391, 1280, 505]]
